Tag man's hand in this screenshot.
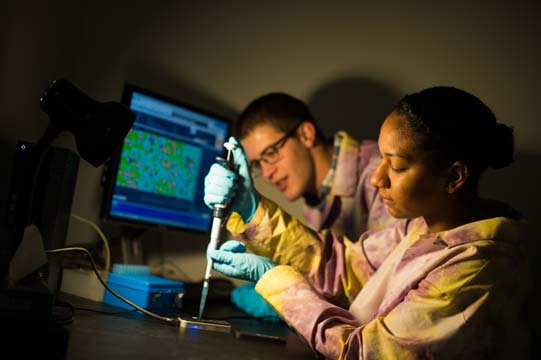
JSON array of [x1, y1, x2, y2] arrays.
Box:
[[204, 137, 259, 222]]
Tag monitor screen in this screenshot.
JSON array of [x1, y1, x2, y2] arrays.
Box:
[[101, 84, 230, 233]]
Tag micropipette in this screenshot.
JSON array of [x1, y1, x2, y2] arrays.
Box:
[[198, 141, 237, 319]]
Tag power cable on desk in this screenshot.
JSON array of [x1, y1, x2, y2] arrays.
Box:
[[47, 247, 180, 326], [55, 295, 139, 316], [73, 306, 138, 316]]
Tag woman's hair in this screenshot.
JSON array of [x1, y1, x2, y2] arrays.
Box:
[[235, 92, 326, 141], [394, 86, 514, 181]]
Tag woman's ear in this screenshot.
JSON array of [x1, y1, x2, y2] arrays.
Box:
[[298, 121, 317, 148], [447, 161, 469, 193]]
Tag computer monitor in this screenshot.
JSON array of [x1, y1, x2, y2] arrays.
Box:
[[101, 84, 230, 233]]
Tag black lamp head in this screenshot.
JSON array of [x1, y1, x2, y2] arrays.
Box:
[[40, 79, 135, 167]]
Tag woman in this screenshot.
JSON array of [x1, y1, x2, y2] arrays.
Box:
[[204, 86, 531, 359]]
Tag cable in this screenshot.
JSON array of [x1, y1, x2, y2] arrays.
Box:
[[73, 307, 138, 316], [70, 213, 111, 274], [47, 247, 179, 326]]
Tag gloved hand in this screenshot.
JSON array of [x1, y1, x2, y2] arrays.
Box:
[[208, 238, 246, 254], [208, 240, 275, 282], [204, 137, 259, 222], [231, 283, 284, 323]]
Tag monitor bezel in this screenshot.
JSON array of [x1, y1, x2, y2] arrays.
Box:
[[100, 83, 231, 234]]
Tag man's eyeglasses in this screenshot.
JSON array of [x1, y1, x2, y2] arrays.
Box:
[[248, 123, 301, 178]]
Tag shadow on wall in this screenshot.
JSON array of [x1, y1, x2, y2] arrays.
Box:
[[123, 60, 239, 121], [307, 76, 402, 141], [480, 150, 541, 246], [479, 149, 541, 335]]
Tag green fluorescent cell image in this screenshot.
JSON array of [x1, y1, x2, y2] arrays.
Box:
[[116, 129, 202, 201]]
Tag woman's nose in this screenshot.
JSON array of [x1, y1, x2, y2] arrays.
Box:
[[370, 161, 389, 189]]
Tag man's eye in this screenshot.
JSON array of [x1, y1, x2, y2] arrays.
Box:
[[263, 147, 278, 158]]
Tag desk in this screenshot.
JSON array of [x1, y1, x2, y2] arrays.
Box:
[[58, 293, 316, 360]]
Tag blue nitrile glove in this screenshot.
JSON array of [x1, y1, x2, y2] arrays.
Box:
[[207, 238, 246, 255], [231, 283, 284, 323], [203, 137, 259, 222], [208, 240, 275, 282], [204, 162, 237, 209]]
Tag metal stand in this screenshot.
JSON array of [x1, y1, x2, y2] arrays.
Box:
[[118, 227, 146, 265]]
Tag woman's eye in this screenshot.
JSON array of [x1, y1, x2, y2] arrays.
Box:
[[391, 167, 407, 173]]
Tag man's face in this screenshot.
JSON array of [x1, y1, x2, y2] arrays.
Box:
[[241, 124, 314, 201]]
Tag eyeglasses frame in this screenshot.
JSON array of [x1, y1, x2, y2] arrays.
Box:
[[248, 122, 302, 177]]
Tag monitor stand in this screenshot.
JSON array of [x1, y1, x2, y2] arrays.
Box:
[[119, 227, 146, 265]]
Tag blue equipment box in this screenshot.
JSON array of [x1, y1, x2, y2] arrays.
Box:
[[103, 273, 184, 314]]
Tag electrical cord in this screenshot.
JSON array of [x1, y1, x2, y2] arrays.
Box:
[[54, 296, 138, 320], [47, 247, 180, 326], [73, 307, 138, 316], [69, 213, 111, 274]]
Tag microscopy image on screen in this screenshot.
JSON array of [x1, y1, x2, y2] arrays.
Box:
[[116, 129, 203, 201]]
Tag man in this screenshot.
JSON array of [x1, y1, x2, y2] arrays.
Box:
[[210, 93, 396, 321]]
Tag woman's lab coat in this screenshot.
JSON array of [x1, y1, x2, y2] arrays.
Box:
[[231, 197, 531, 359]]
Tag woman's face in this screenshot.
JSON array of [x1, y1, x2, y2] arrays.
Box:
[[370, 112, 450, 220]]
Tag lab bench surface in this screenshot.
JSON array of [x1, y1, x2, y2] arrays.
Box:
[[57, 293, 316, 360]]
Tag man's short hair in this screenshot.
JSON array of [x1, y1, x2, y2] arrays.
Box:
[[235, 92, 326, 141]]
